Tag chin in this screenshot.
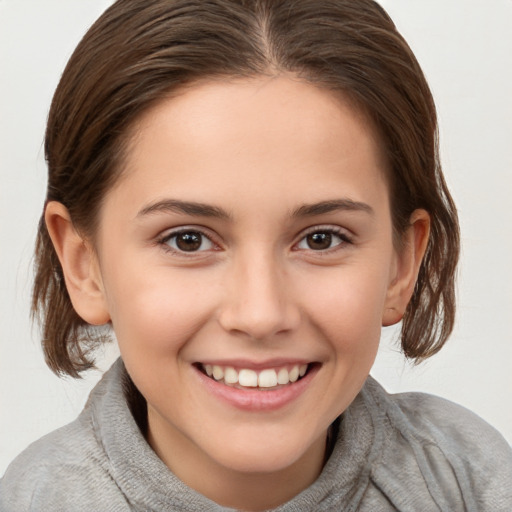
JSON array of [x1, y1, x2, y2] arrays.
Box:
[[204, 429, 325, 475]]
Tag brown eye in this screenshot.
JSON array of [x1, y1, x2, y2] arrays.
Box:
[[165, 231, 213, 252], [306, 232, 333, 250], [176, 232, 201, 251], [296, 229, 350, 252]]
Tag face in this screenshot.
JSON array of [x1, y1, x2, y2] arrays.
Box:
[[91, 76, 405, 501]]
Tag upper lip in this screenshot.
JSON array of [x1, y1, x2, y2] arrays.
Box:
[[195, 358, 315, 370]]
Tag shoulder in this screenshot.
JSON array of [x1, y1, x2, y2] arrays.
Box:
[[0, 361, 134, 512], [364, 377, 512, 454], [0, 415, 129, 512], [364, 378, 512, 510], [390, 388, 512, 466]]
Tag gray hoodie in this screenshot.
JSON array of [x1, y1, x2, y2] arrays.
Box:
[[1, 358, 511, 511]]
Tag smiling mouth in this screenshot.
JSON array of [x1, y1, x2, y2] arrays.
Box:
[[196, 363, 314, 390]]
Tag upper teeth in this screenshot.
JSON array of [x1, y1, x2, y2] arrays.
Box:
[[203, 364, 308, 388]]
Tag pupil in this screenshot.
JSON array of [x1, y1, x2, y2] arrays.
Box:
[[307, 232, 332, 250], [176, 232, 201, 251]]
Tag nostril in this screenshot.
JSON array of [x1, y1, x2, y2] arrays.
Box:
[[218, 301, 301, 341], [217, 264, 300, 339]]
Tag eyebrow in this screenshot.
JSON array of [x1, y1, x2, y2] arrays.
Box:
[[137, 199, 231, 219], [292, 199, 374, 218], [136, 197, 373, 220]]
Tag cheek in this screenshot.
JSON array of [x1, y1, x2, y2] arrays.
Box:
[[300, 263, 390, 352], [102, 260, 219, 354]]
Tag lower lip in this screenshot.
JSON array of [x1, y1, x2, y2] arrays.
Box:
[[194, 365, 318, 412]]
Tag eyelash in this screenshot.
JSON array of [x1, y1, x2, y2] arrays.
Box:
[[294, 226, 354, 253], [156, 225, 353, 256], [157, 228, 219, 255]]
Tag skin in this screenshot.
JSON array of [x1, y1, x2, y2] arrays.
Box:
[[46, 76, 429, 510]]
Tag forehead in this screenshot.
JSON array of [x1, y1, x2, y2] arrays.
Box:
[[109, 76, 389, 218]]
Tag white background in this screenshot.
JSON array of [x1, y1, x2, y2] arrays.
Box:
[[1, 0, 511, 476]]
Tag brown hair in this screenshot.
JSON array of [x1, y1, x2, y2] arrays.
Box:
[[33, 0, 459, 377]]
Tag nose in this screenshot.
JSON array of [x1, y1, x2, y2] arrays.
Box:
[[218, 250, 300, 340]]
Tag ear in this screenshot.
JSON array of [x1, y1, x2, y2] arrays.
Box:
[[45, 201, 110, 325], [382, 209, 430, 327]]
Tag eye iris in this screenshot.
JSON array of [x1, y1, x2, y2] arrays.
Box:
[[307, 232, 332, 250], [176, 232, 202, 251]]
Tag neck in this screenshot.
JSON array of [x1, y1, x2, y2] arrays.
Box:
[[147, 410, 328, 510]]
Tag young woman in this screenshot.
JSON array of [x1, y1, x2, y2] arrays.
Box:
[[1, 1, 511, 510]]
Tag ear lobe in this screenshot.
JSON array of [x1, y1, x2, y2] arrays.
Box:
[[382, 209, 430, 327], [45, 201, 110, 326]]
